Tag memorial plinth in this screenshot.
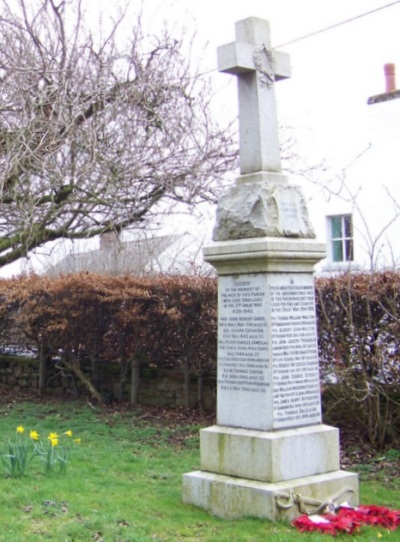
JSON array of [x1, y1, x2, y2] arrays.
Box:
[[182, 16, 358, 521], [207, 238, 325, 434], [183, 236, 359, 520]]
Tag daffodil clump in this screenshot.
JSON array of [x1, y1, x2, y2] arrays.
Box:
[[1, 425, 32, 477], [1, 426, 81, 477]]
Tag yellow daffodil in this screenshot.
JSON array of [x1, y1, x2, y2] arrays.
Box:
[[29, 430, 39, 440], [73, 438, 81, 444], [64, 430, 73, 437], [48, 432, 59, 440], [50, 437, 59, 447], [16, 425, 24, 434]]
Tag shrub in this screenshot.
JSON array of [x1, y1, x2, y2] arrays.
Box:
[[316, 271, 400, 448], [0, 273, 217, 406]]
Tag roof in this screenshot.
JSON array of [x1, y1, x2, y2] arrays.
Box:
[[45, 233, 188, 276], [367, 89, 400, 105]]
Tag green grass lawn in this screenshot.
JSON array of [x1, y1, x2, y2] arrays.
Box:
[[0, 398, 398, 541]]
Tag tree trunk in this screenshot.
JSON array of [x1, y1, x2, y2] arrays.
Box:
[[91, 352, 101, 391], [130, 357, 140, 404], [38, 343, 50, 395], [181, 359, 191, 409], [197, 371, 204, 410], [119, 334, 127, 401], [60, 353, 104, 404]]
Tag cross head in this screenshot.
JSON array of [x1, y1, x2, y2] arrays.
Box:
[[218, 17, 291, 175]]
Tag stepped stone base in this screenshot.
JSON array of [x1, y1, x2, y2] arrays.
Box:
[[183, 424, 359, 521], [182, 469, 359, 521]]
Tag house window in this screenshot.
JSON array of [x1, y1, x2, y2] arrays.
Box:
[[329, 215, 354, 262]]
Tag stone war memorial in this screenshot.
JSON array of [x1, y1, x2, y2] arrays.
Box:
[[182, 17, 359, 521]]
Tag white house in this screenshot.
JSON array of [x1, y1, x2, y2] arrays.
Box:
[[295, 64, 400, 273]]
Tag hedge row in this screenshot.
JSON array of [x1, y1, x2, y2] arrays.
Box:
[[0, 273, 217, 405], [315, 271, 400, 447], [0, 271, 399, 446]]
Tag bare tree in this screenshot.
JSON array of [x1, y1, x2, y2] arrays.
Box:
[[0, 0, 237, 267]]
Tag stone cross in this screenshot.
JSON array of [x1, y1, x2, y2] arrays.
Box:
[[183, 17, 359, 521], [218, 17, 291, 175]]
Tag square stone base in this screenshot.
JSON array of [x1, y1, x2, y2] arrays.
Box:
[[182, 470, 359, 521], [200, 424, 340, 482]]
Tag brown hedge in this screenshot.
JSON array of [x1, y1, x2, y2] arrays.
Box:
[[0, 271, 399, 445], [0, 273, 217, 402], [315, 271, 400, 446]]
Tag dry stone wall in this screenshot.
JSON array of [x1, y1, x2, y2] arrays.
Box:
[[0, 356, 216, 409]]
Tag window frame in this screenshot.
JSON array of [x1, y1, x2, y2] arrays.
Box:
[[327, 214, 354, 264]]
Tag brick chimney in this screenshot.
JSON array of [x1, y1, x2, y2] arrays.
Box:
[[384, 63, 396, 93], [367, 63, 400, 104]]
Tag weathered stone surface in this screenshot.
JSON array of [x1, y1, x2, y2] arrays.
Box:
[[215, 272, 322, 431], [184, 14, 358, 522], [200, 425, 340, 483], [204, 237, 326, 274], [217, 17, 290, 175], [213, 183, 315, 241], [182, 470, 359, 521]]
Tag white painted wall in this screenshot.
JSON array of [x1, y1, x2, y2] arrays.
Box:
[[292, 94, 400, 272]]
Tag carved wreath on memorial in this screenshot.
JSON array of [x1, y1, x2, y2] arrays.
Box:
[[253, 44, 275, 88]]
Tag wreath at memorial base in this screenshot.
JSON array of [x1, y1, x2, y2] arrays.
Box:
[[292, 505, 400, 536]]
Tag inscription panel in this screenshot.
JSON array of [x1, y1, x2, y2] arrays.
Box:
[[279, 200, 300, 234], [275, 188, 303, 236], [269, 277, 321, 429], [217, 274, 272, 429], [217, 273, 322, 431]]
